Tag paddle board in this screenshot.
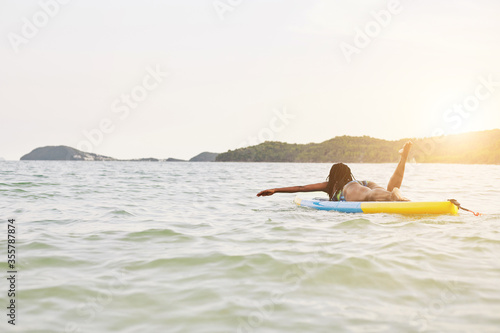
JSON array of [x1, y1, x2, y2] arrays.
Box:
[[294, 196, 459, 215]]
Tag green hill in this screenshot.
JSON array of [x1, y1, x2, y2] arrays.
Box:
[[20, 146, 116, 161], [189, 152, 219, 162], [216, 129, 500, 164]]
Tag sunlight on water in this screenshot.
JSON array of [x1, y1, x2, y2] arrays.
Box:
[[0, 161, 499, 332]]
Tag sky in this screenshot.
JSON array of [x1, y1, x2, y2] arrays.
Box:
[[1, 0, 500, 160]]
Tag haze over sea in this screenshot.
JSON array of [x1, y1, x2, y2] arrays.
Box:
[[1, 161, 500, 333]]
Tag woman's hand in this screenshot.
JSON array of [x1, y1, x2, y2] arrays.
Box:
[[256, 189, 275, 197]]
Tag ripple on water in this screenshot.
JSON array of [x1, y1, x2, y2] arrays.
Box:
[[23, 240, 59, 250], [107, 209, 135, 216], [24, 255, 90, 269], [334, 218, 375, 228], [120, 228, 193, 242]]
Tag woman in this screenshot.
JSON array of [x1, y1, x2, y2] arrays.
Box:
[[256, 141, 413, 201]]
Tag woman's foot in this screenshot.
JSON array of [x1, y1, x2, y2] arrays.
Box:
[[398, 141, 413, 159], [390, 187, 410, 201]]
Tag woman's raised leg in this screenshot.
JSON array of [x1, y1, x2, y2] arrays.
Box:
[[387, 141, 413, 192]]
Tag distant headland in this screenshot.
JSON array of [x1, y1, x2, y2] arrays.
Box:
[[18, 129, 500, 164], [216, 129, 500, 164], [20, 146, 219, 162]]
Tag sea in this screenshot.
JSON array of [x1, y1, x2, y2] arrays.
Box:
[[1, 161, 499, 333]]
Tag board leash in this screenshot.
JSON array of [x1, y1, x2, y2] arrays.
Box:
[[448, 199, 482, 216]]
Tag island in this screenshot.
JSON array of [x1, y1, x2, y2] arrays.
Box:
[[216, 129, 500, 164], [189, 152, 219, 162], [19, 145, 217, 162], [20, 146, 116, 161]]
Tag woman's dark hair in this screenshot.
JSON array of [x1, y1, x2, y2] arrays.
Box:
[[325, 163, 354, 201]]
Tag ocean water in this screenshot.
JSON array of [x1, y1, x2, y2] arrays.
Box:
[[1, 161, 500, 333]]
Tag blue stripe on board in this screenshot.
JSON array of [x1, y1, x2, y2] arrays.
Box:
[[299, 199, 363, 213]]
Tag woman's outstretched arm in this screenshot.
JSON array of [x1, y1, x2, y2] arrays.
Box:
[[256, 182, 328, 197]]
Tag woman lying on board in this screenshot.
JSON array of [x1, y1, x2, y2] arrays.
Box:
[[256, 141, 413, 201]]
